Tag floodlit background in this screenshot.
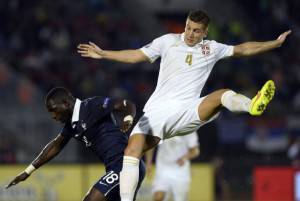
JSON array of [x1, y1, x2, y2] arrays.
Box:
[[0, 0, 299, 200]]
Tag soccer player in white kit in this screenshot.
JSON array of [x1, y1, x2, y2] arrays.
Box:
[[146, 133, 200, 201], [77, 10, 291, 201]]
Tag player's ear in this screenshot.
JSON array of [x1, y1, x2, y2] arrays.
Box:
[[204, 26, 208, 38], [62, 99, 71, 109]]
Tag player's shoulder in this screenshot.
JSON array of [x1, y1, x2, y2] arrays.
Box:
[[82, 96, 102, 104], [82, 96, 109, 102], [81, 96, 112, 108], [203, 39, 218, 46], [203, 39, 229, 47], [156, 33, 181, 42]]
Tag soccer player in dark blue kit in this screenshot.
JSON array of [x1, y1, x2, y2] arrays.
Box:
[[6, 87, 146, 201]]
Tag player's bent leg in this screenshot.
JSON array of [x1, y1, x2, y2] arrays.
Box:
[[120, 134, 160, 201], [124, 134, 161, 158], [83, 187, 106, 201], [124, 134, 147, 159], [153, 191, 167, 201], [199, 88, 254, 121], [249, 80, 276, 116], [198, 89, 229, 121]]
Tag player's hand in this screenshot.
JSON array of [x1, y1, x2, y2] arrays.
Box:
[[120, 120, 133, 133], [176, 157, 186, 166], [77, 42, 104, 59], [5, 172, 30, 189], [276, 30, 291, 46]]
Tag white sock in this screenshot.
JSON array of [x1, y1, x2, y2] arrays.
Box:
[[221, 90, 251, 112], [120, 156, 140, 201]]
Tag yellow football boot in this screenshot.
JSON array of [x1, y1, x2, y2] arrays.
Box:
[[249, 80, 276, 116]]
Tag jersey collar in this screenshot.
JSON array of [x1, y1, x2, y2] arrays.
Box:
[[71, 98, 82, 124]]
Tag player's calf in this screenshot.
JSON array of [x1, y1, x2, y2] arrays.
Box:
[[82, 187, 106, 201]]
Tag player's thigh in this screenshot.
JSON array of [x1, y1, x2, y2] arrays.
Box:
[[126, 134, 160, 158], [83, 187, 106, 201], [198, 89, 229, 121], [130, 112, 165, 140], [165, 97, 216, 137], [93, 170, 121, 201]]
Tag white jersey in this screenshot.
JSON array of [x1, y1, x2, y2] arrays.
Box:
[[155, 132, 199, 180], [141, 33, 233, 112]]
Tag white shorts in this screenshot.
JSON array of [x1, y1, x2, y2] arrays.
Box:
[[131, 97, 219, 139], [152, 173, 190, 201]]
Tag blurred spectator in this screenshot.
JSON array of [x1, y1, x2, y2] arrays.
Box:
[[0, 130, 16, 163], [246, 118, 288, 154], [0, 0, 298, 167], [287, 139, 300, 167], [213, 156, 231, 201]]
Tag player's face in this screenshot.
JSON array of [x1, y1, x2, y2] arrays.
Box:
[[184, 19, 208, 47], [47, 101, 71, 124]]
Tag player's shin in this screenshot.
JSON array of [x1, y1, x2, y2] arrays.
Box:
[[221, 90, 251, 112], [120, 156, 140, 201]]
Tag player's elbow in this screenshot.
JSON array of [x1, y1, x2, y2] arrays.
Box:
[[124, 146, 143, 158], [127, 50, 148, 63]]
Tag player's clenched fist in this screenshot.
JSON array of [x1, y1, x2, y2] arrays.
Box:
[[77, 42, 104, 59], [120, 115, 134, 133]]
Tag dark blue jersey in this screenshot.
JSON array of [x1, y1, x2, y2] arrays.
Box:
[[60, 97, 128, 168]]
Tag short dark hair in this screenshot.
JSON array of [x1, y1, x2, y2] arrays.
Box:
[[187, 10, 210, 27], [45, 87, 73, 106]]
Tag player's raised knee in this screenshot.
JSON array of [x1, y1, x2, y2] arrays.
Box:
[[219, 88, 232, 95], [124, 146, 143, 158], [209, 88, 232, 102]]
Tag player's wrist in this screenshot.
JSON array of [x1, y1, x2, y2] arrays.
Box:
[[182, 155, 189, 161], [24, 164, 36, 175]]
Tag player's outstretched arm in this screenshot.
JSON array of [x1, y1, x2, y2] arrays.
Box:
[[5, 134, 70, 189], [113, 99, 136, 132], [77, 42, 148, 64], [233, 30, 291, 57]]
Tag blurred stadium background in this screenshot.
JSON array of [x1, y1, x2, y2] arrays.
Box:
[[0, 0, 299, 200]]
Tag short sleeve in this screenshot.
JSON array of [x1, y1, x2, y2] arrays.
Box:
[[184, 133, 199, 148], [213, 41, 234, 60], [140, 35, 168, 63]]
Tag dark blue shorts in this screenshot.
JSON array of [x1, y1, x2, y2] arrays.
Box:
[[93, 160, 145, 201]]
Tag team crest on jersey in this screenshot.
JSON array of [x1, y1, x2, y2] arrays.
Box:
[[200, 44, 210, 55]]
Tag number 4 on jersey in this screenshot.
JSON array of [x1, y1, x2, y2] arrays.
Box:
[[185, 53, 193, 66]]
